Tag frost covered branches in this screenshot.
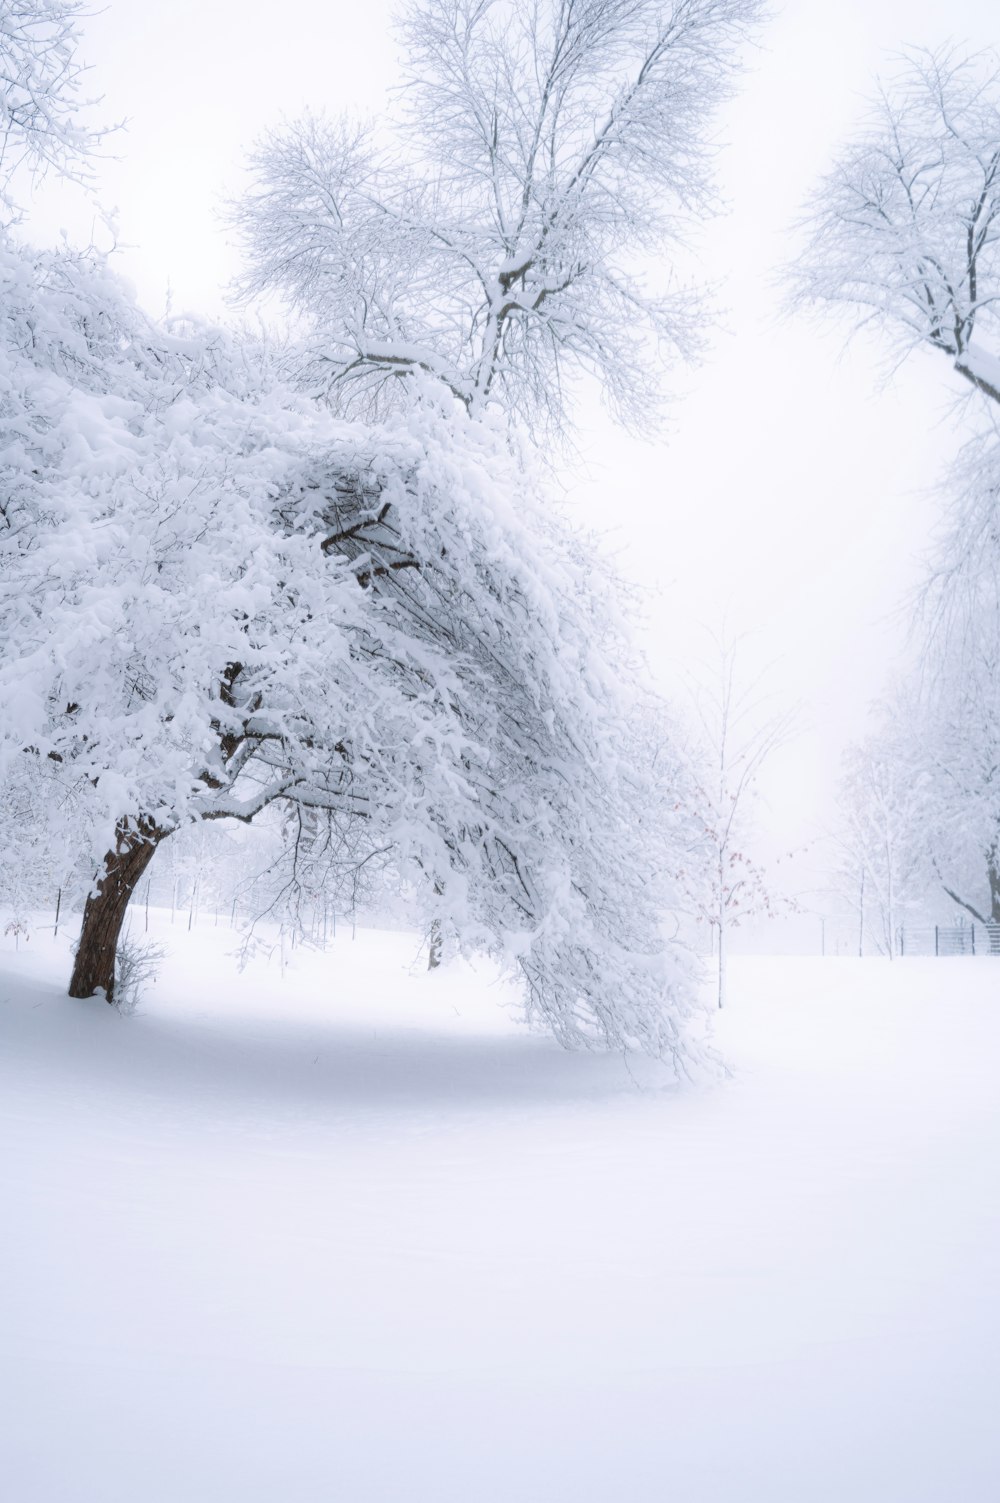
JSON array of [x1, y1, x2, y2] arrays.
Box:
[[233, 0, 761, 434], [792, 45, 1000, 405], [0, 0, 109, 213]]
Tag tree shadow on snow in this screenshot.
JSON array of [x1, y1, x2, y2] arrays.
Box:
[[0, 965, 683, 1123]]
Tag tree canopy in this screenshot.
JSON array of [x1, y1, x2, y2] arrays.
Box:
[[234, 0, 761, 435]]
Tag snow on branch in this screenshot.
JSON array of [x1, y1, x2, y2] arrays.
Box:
[[0, 0, 115, 214]]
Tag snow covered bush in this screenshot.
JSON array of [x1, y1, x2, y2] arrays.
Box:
[[112, 936, 165, 1017], [0, 231, 700, 1059]]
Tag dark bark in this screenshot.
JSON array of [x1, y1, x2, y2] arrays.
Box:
[[427, 917, 443, 971], [939, 841, 1000, 951], [955, 359, 1000, 408], [427, 878, 445, 971], [988, 845, 1000, 923], [940, 881, 987, 925], [69, 818, 167, 1003]]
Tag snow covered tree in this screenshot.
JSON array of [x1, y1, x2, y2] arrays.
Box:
[[836, 500, 1000, 939], [0, 233, 698, 1057], [839, 658, 1000, 942], [793, 42, 1000, 939], [233, 0, 762, 434], [0, 3, 716, 1061], [792, 44, 1000, 406], [907, 474, 1000, 927]]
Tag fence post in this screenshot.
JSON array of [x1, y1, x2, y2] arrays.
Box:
[[972, 924, 976, 956], [935, 924, 939, 956]]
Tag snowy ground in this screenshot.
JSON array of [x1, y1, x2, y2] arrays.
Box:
[[1, 915, 998, 1503]]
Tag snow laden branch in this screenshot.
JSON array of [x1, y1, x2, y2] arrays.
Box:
[[232, 0, 762, 435], [0, 233, 700, 1059], [0, 0, 113, 215], [791, 44, 1000, 407]]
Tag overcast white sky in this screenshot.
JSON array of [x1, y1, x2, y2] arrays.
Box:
[[22, 0, 1000, 885]]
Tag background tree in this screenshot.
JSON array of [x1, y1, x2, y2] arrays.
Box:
[[833, 643, 1000, 946], [834, 728, 928, 956], [792, 43, 1000, 406], [233, 0, 762, 434], [902, 483, 1000, 930], [793, 42, 1000, 942]]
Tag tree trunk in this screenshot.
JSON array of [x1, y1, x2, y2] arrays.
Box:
[[988, 844, 1000, 924], [427, 917, 443, 971], [987, 845, 1000, 955], [427, 879, 445, 971], [69, 819, 167, 1003]]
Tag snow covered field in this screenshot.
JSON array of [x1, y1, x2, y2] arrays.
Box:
[[2, 918, 998, 1503]]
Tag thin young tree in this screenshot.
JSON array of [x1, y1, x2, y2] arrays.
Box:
[[233, 0, 762, 435], [680, 633, 791, 1008]]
